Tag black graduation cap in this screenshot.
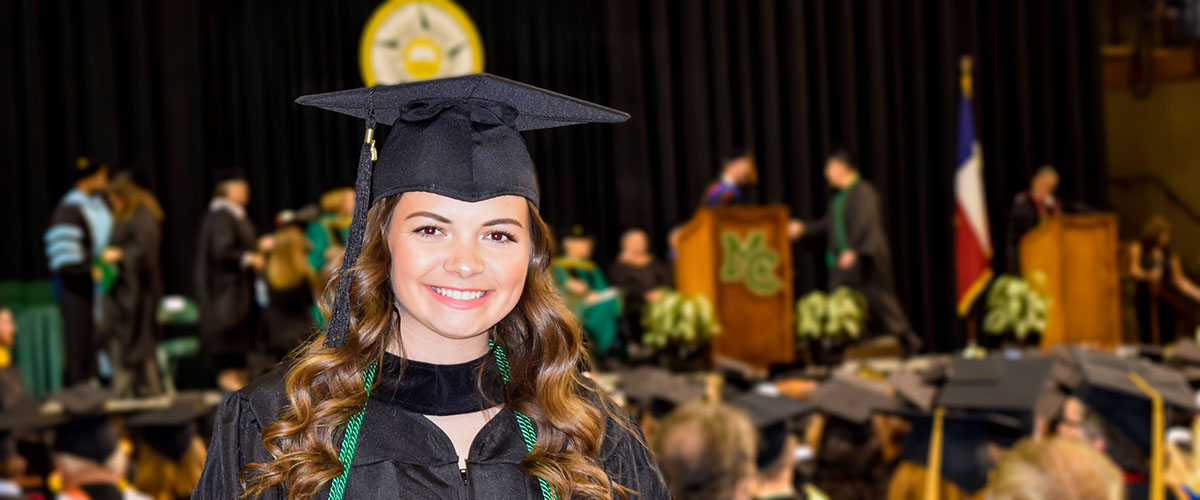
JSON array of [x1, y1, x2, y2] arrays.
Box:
[[617, 367, 707, 419], [72, 156, 107, 181], [295, 73, 629, 348], [0, 398, 63, 459], [727, 391, 813, 469], [935, 357, 1053, 433], [44, 385, 122, 465], [1071, 347, 1195, 452], [125, 391, 222, 462], [808, 374, 894, 425], [889, 368, 939, 412], [563, 224, 594, 240]]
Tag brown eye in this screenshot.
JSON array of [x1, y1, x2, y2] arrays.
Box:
[[414, 226, 443, 238], [486, 231, 516, 243]]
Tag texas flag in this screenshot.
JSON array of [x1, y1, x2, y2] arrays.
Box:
[[954, 65, 993, 316]]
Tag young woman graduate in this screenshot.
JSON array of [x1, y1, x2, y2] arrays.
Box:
[[193, 74, 670, 500]]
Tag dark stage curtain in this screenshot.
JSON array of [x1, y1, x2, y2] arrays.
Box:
[[1, 0, 1106, 352]]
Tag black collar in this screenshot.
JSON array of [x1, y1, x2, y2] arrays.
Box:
[[370, 351, 505, 416]]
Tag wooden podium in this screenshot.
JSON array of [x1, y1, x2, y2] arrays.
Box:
[[1019, 214, 1122, 349], [675, 206, 794, 367]]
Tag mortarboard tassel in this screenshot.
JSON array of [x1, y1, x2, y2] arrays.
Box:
[[923, 406, 945, 500], [325, 104, 377, 349], [1129, 372, 1165, 500]]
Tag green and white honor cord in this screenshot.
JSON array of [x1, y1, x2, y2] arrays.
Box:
[[328, 341, 557, 500]]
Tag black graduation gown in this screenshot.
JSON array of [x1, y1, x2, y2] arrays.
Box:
[[102, 207, 163, 369], [47, 203, 98, 385], [807, 181, 913, 341], [194, 364, 670, 500], [194, 206, 257, 362], [259, 281, 315, 356]]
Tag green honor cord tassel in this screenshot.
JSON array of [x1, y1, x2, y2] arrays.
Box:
[[327, 343, 556, 500], [329, 362, 377, 500], [490, 340, 558, 500]]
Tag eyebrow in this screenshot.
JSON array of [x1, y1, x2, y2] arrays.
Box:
[[405, 212, 524, 229], [483, 218, 524, 229], [405, 211, 451, 223]]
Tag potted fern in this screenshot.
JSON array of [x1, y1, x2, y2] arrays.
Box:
[[795, 287, 867, 365], [982, 272, 1050, 348], [641, 290, 720, 370]]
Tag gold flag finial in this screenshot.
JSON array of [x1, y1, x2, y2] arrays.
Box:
[[960, 55, 973, 99]]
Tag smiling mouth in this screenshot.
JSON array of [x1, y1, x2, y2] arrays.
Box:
[[429, 285, 489, 301]]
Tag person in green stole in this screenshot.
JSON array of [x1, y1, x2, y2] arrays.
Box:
[[793, 150, 916, 351], [552, 226, 620, 356]]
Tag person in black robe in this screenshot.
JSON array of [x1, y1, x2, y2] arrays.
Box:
[[1129, 215, 1200, 345], [44, 158, 112, 386], [1005, 166, 1061, 274], [194, 74, 668, 500], [194, 171, 263, 392], [794, 151, 916, 350], [101, 174, 165, 396], [608, 229, 673, 347]]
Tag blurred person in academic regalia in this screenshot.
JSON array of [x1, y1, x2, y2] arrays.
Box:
[[305, 185, 353, 275], [47, 387, 152, 500], [100, 173, 164, 397], [552, 226, 621, 359], [1130, 215, 1200, 345], [1005, 166, 1061, 273], [44, 157, 112, 386], [701, 153, 757, 207], [655, 401, 759, 500], [194, 171, 269, 392], [126, 394, 218, 500], [0, 307, 23, 409], [792, 150, 916, 352], [608, 229, 673, 348], [259, 217, 318, 362]]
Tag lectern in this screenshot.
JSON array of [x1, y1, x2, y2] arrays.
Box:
[[1019, 214, 1122, 348], [675, 206, 794, 367]]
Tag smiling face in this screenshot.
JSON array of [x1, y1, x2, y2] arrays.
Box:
[[387, 192, 531, 346]]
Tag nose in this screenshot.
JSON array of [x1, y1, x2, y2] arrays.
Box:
[[444, 239, 484, 278]]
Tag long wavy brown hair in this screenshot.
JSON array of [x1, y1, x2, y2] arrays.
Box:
[[242, 195, 633, 500]]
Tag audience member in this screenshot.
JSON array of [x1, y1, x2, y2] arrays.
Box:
[[987, 437, 1123, 500], [101, 173, 165, 397], [654, 401, 759, 500], [44, 157, 111, 386], [608, 229, 673, 347], [1130, 214, 1200, 344]]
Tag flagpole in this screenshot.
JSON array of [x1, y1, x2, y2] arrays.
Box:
[[959, 54, 985, 358]]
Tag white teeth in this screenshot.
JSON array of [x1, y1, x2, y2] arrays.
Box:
[[432, 287, 485, 300]]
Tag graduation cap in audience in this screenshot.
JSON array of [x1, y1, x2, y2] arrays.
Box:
[[808, 373, 894, 425], [44, 385, 124, 465], [727, 391, 813, 469], [935, 357, 1054, 434], [1071, 347, 1195, 454], [0, 398, 63, 459], [618, 367, 707, 419], [295, 73, 629, 348], [1169, 339, 1200, 385], [889, 368, 939, 412], [125, 391, 222, 462]]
